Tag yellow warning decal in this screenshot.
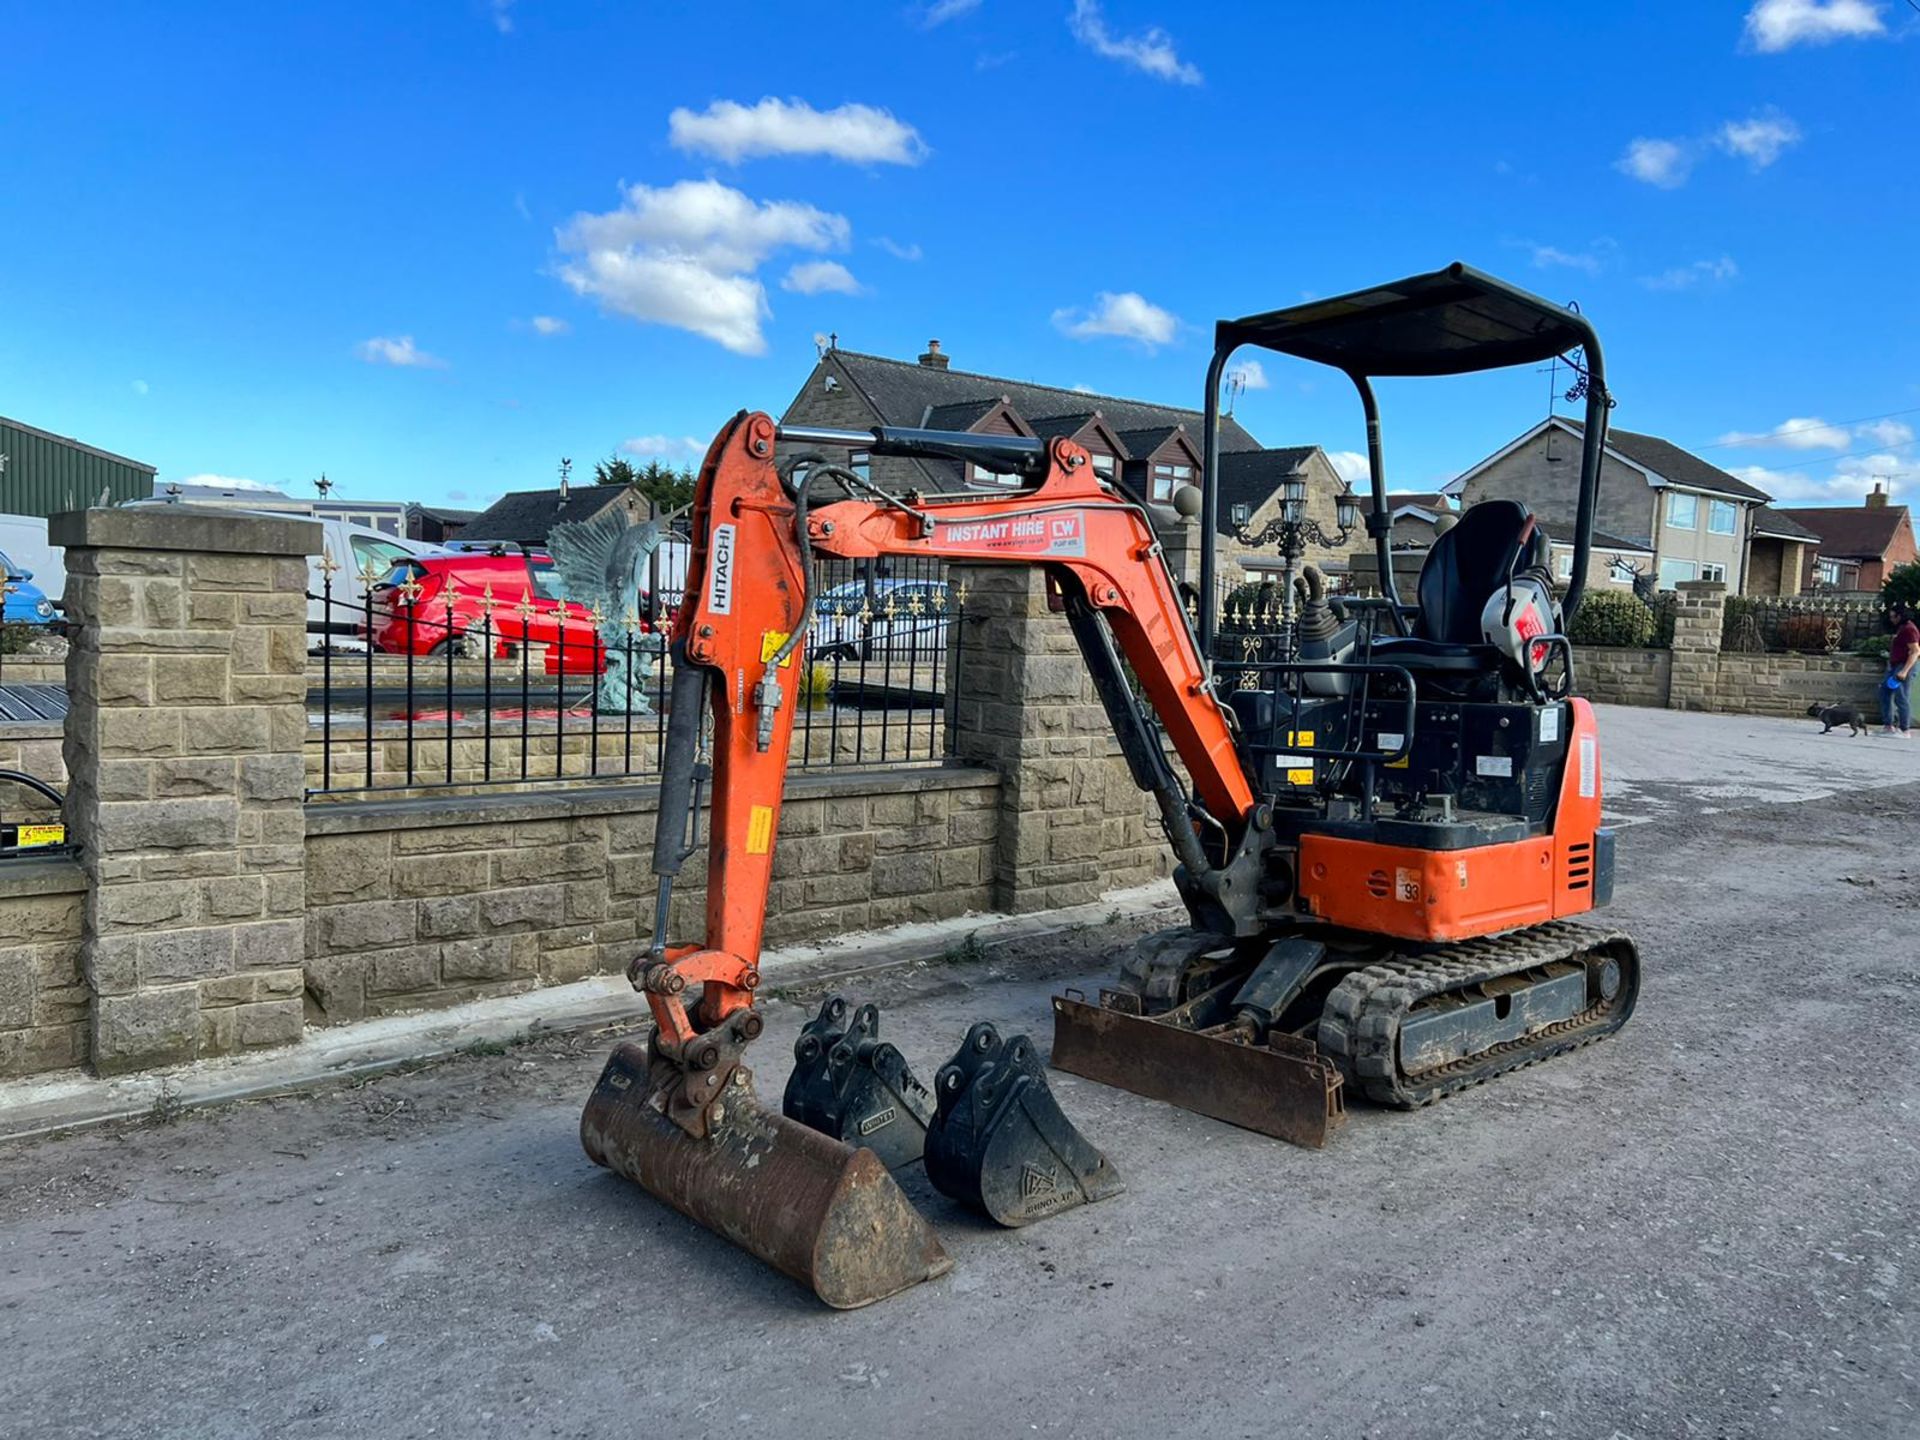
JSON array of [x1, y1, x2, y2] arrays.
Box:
[[15, 823, 64, 849], [760, 630, 794, 667], [1282, 730, 1315, 786], [746, 804, 774, 855]]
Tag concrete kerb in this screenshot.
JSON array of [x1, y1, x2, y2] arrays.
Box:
[[0, 878, 1181, 1143]]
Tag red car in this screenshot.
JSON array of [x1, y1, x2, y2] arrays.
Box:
[[365, 551, 610, 674]]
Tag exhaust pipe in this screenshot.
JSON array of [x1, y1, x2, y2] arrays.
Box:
[[581, 1041, 953, 1309]]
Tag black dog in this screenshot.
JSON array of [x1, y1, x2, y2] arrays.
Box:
[[1807, 702, 1867, 736]]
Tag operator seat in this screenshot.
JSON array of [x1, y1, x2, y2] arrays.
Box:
[[1371, 499, 1552, 691]]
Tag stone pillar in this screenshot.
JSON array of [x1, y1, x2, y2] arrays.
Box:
[[1667, 580, 1727, 712], [946, 567, 1164, 914], [53, 507, 318, 1073]]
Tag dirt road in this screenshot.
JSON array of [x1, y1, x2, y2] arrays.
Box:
[[3, 710, 1917, 1439]]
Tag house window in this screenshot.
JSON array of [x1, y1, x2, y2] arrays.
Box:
[[1707, 499, 1737, 535], [1608, 558, 1639, 584], [1091, 454, 1116, 480], [1815, 558, 1843, 587], [1667, 493, 1698, 530], [1657, 558, 1696, 590], [968, 463, 1020, 490], [1554, 551, 1574, 580], [1700, 562, 1727, 583], [1151, 461, 1192, 504]]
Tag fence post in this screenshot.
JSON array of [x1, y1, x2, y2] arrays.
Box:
[[54, 506, 319, 1074], [946, 565, 1167, 914], [1667, 580, 1727, 712]]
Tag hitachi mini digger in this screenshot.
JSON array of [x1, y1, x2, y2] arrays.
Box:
[[580, 263, 1642, 1306]]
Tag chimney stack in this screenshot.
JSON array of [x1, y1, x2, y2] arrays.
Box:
[[918, 339, 949, 370], [1867, 482, 1889, 509]]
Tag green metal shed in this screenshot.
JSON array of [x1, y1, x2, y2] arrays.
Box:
[[0, 415, 156, 518]]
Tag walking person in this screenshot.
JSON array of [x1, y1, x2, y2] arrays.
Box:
[[1881, 601, 1918, 736]]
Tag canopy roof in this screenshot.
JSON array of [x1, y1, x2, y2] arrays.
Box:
[[1215, 263, 1596, 378]]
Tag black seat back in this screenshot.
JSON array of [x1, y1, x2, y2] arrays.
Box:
[[1415, 499, 1546, 644]]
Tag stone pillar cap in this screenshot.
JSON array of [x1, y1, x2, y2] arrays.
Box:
[[50, 505, 322, 557]]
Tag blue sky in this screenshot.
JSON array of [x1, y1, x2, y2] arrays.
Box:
[[2, 0, 1915, 513]]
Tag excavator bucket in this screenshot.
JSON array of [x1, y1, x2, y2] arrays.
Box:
[[1050, 989, 1347, 1149], [782, 996, 935, 1171], [581, 1040, 953, 1309], [924, 1022, 1124, 1227]]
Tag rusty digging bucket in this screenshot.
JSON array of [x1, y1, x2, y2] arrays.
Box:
[[581, 1039, 953, 1309]]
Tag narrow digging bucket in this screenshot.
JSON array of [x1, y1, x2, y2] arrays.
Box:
[[581, 1041, 953, 1309], [1050, 992, 1346, 1149]]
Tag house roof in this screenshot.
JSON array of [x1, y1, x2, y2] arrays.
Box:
[[1024, 410, 1132, 458], [1356, 490, 1455, 518], [1217, 446, 1320, 517], [1560, 417, 1772, 503], [1774, 503, 1912, 559], [923, 397, 1006, 431], [1546, 527, 1654, 555], [1114, 424, 1197, 462], [1750, 506, 1821, 543], [457, 486, 632, 544], [823, 350, 1263, 453]]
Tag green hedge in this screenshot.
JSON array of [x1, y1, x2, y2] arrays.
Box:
[[1569, 590, 1657, 647]]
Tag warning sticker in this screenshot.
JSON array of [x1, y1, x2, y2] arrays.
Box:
[[1539, 706, 1561, 744], [933, 513, 1086, 558], [1475, 754, 1514, 778], [1579, 734, 1597, 798], [14, 823, 64, 849], [746, 804, 774, 855], [760, 630, 793, 668], [1273, 730, 1315, 786]]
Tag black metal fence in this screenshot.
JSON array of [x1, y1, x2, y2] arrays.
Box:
[[1722, 594, 1885, 655], [305, 554, 952, 797]]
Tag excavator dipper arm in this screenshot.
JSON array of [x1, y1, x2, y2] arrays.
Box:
[[640, 413, 1257, 1078]]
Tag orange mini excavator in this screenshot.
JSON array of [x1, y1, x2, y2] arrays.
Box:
[[580, 264, 1642, 1307]]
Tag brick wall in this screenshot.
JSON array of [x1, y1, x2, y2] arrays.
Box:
[[302, 768, 999, 1022]]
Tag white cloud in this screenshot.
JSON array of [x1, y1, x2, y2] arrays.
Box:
[[1743, 0, 1887, 52], [1327, 451, 1371, 485], [1639, 256, 1739, 291], [554, 178, 850, 355], [173, 473, 280, 493], [491, 0, 513, 33], [1859, 418, 1916, 447], [130, 379, 149, 396], [1615, 137, 1691, 188], [781, 260, 863, 296], [1051, 291, 1180, 348], [1718, 416, 1852, 450], [874, 236, 923, 261], [1226, 359, 1269, 391], [1071, 383, 1097, 394], [1529, 244, 1608, 275], [668, 98, 928, 166], [1068, 0, 1201, 85], [1733, 456, 1912, 503], [620, 435, 706, 461], [356, 335, 448, 368], [921, 0, 981, 24], [529, 315, 569, 336], [1717, 113, 1802, 169]]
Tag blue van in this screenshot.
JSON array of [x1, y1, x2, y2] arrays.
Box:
[[0, 551, 55, 625]]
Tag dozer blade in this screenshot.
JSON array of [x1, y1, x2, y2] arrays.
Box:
[[782, 996, 935, 1171], [581, 1040, 953, 1310], [1049, 990, 1346, 1149], [924, 1022, 1123, 1227]]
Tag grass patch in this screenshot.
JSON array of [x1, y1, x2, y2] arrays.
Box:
[[145, 1081, 185, 1127]]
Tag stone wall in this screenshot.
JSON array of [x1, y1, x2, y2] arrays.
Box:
[[1714, 652, 1883, 718], [0, 859, 87, 1076], [303, 768, 999, 1022], [1577, 647, 1673, 708]]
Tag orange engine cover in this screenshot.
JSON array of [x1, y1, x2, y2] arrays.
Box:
[[1294, 698, 1606, 944]]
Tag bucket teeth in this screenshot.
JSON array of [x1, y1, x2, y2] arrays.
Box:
[[924, 1022, 1124, 1227], [781, 995, 935, 1171]]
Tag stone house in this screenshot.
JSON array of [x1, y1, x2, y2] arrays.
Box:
[[1447, 415, 1777, 593], [1778, 487, 1916, 593], [776, 340, 1353, 583]]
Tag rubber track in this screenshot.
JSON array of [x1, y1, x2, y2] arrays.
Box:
[[1316, 921, 1640, 1109]]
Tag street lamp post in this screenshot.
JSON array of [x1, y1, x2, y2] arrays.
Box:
[[1226, 470, 1361, 649]]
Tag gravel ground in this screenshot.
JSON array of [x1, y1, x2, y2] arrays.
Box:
[[2, 708, 1917, 1440]]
